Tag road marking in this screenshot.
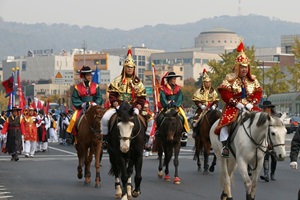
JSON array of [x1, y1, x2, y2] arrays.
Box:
[[48, 146, 77, 155]]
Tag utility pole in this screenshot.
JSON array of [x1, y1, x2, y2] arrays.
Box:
[[82, 41, 87, 66]]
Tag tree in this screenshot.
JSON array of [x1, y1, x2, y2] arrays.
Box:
[[287, 37, 300, 91], [0, 92, 8, 111], [264, 65, 289, 96], [181, 78, 196, 108]]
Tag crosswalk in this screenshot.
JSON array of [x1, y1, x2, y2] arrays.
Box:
[[0, 185, 13, 199]]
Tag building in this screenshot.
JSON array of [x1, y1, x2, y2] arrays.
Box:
[[281, 34, 300, 54]]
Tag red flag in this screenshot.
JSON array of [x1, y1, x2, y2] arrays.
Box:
[[45, 99, 50, 115], [2, 76, 14, 96], [37, 100, 43, 110], [17, 70, 26, 111]]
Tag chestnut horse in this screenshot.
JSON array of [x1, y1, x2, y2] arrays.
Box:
[[107, 101, 146, 200], [75, 105, 104, 188], [156, 107, 184, 184], [193, 109, 221, 174]]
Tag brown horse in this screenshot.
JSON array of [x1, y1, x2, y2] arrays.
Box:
[[75, 105, 104, 188], [193, 109, 221, 174]]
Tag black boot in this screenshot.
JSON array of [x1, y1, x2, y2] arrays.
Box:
[[270, 173, 276, 181], [221, 141, 229, 158], [263, 160, 269, 182], [102, 135, 109, 150]]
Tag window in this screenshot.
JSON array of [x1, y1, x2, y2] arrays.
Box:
[[100, 59, 106, 65], [203, 59, 209, 64], [180, 67, 183, 71], [194, 58, 201, 63], [22, 62, 27, 71]]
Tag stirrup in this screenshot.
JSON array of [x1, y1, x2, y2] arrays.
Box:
[[221, 146, 230, 158]]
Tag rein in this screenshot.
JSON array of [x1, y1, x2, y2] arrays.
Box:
[[84, 112, 102, 140], [118, 115, 142, 142]]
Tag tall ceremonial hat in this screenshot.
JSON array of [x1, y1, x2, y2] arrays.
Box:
[[7, 106, 22, 112], [79, 66, 92, 78], [202, 68, 211, 82], [235, 38, 250, 67], [123, 45, 135, 68]]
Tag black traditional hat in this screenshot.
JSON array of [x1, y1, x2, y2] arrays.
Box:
[[7, 106, 22, 112], [79, 66, 92, 78], [260, 100, 275, 108], [164, 72, 182, 79]]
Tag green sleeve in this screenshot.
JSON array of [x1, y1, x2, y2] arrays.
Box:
[[174, 90, 183, 107], [160, 90, 168, 109], [71, 88, 83, 109]]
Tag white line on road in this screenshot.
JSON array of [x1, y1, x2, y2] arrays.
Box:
[[48, 146, 77, 155]]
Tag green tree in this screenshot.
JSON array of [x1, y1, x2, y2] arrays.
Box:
[[264, 65, 289, 96], [287, 37, 300, 91], [181, 78, 196, 108], [0, 92, 8, 111]]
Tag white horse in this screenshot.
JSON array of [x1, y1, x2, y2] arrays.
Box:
[[210, 111, 286, 200]]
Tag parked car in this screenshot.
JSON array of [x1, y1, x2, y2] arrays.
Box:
[[284, 116, 300, 134]]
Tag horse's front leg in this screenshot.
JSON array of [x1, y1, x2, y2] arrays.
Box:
[[249, 159, 264, 200], [120, 160, 129, 199], [84, 147, 92, 185], [114, 177, 122, 199], [173, 142, 181, 184], [94, 142, 102, 188], [132, 152, 143, 198], [209, 153, 217, 172], [163, 144, 172, 182], [193, 137, 202, 171], [203, 150, 210, 175], [157, 139, 164, 179], [236, 158, 253, 199], [75, 144, 83, 179]]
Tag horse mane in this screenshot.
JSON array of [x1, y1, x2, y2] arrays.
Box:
[[117, 101, 134, 123], [241, 111, 269, 128], [164, 107, 178, 117]]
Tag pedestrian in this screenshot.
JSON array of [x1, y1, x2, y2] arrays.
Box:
[[0, 111, 7, 152], [214, 40, 263, 157], [48, 110, 58, 143], [36, 110, 48, 152], [1, 106, 25, 161], [259, 100, 278, 182], [23, 106, 38, 158], [141, 100, 155, 157]]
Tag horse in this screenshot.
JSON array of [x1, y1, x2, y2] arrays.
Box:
[[75, 104, 104, 188], [156, 107, 184, 184], [193, 109, 221, 174], [210, 111, 286, 200], [107, 101, 146, 200]]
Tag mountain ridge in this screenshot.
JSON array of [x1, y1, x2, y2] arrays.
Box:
[[1, 14, 300, 60]]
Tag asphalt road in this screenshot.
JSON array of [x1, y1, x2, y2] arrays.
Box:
[[0, 133, 299, 200]]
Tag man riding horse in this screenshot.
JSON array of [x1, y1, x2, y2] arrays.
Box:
[[66, 66, 103, 139], [214, 40, 263, 158], [101, 46, 147, 141], [192, 68, 219, 138], [156, 71, 190, 138]]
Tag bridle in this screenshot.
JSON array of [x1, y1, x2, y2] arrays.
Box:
[[117, 115, 142, 142], [84, 107, 103, 140]]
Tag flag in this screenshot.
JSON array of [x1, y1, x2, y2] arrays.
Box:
[[2, 76, 14, 96], [92, 66, 100, 84], [151, 63, 161, 113], [17, 70, 26, 111]]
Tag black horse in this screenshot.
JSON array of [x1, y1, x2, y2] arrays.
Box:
[[156, 107, 184, 184], [193, 109, 221, 174], [107, 101, 146, 199]]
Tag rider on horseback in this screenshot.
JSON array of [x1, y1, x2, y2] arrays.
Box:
[[66, 66, 103, 139], [192, 68, 219, 138], [101, 46, 147, 145], [156, 71, 190, 138], [214, 40, 263, 158]]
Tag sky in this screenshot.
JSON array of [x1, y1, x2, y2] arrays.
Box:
[[0, 0, 300, 30]]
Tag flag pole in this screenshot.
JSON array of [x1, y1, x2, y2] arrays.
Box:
[[12, 67, 16, 107], [151, 63, 158, 113]]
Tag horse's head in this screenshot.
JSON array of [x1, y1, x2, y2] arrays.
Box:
[[84, 104, 104, 140], [268, 115, 287, 161], [116, 101, 135, 153], [161, 107, 181, 141]]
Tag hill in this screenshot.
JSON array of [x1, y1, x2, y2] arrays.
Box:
[[1, 14, 300, 60]]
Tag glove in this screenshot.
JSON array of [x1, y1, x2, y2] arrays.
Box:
[[236, 102, 244, 110], [290, 161, 298, 170], [198, 103, 202, 108], [245, 103, 253, 111], [134, 108, 139, 115], [200, 105, 206, 110], [81, 102, 87, 108], [211, 105, 216, 110]]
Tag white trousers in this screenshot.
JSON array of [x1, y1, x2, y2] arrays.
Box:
[[36, 142, 48, 151], [145, 119, 154, 136], [49, 128, 58, 142], [24, 141, 36, 156], [220, 126, 229, 142], [101, 109, 116, 135]]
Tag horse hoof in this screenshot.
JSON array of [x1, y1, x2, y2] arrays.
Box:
[[77, 173, 83, 179], [198, 167, 202, 172], [203, 170, 209, 175], [132, 190, 141, 198], [173, 177, 181, 184], [209, 166, 215, 172], [115, 193, 122, 199], [157, 171, 163, 179], [164, 175, 171, 182]]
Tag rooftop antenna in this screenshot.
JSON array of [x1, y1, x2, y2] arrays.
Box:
[[238, 0, 242, 16], [82, 40, 87, 66]]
